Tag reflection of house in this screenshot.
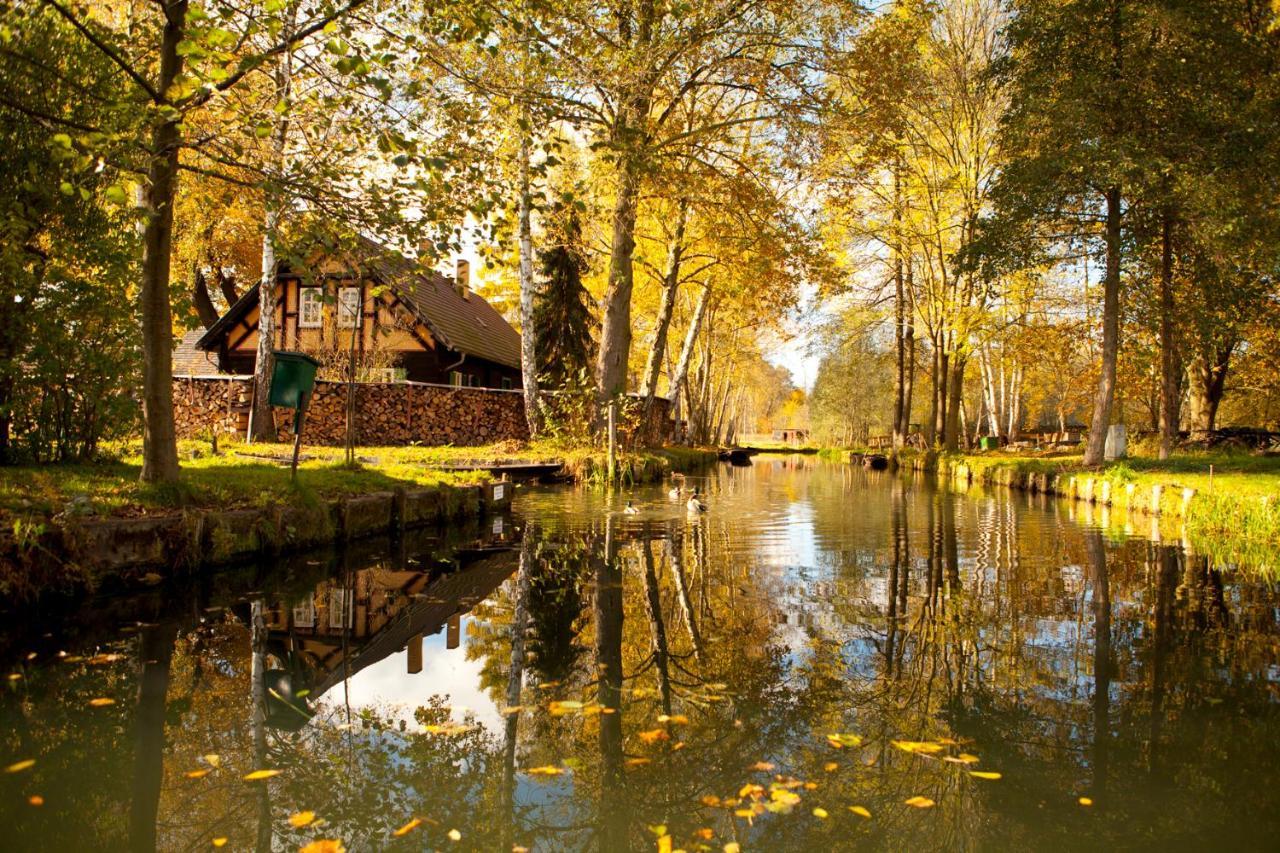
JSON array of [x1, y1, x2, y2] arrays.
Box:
[[264, 547, 518, 705], [773, 428, 810, 446], [180, 243, 522, 389]]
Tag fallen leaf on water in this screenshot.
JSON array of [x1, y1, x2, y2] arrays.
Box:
[[211, 839, 227, 848], [812, 807, 829, 819], [637, 729, 669, 745], [657, 714, 689, 725], [393, 818, 422, 837], [657, 834, 672, 853], [87, 653, 125, 665], [892, 740, 944, 755], [823, 762, 839, 772], [500, 705, 525, 716], [701, 795, 721, 807], [526, 766, 565, 776], [88, 698, 116, 707], [5, 759, 35, 773], [943, 754, 980, 765], [289, 811, 316, 828], [186, 769, 210, 779], [421, 723, 477, 736], [969, 771, 1002, 781], [447, 828, 462, 841], [6, 673, 20, 681], [28, 795, 43, 806], [1078, 796, 1093, 807], [849, 805, 871, 819], [243, 769, 281, 781], [804, 782, 819, 791], [749, 761, 775, 772], [724, 844, 741, 853], [826, 733, 863, 749], [202, 754, 222, 768], [695, 828, 715, 840], [904, 796, 935, 809], [548, 700, 583, 716], [300, 841, 345, 853], [625, 757, 652, 767]]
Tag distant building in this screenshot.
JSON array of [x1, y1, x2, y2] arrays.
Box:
[[773, 428, 810, 445]]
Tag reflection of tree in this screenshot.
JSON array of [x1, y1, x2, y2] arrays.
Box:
[[129, 621, 178, 853], [595, 515, 627, 852]]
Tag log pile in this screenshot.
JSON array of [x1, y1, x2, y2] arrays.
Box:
[[173, 377, 675, 448]]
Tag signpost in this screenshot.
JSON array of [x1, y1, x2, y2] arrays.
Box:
[[268, 351, 321, 480]]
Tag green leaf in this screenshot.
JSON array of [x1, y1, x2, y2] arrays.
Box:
[[104, 185, 128, 205], [59, 181, 74, 197]]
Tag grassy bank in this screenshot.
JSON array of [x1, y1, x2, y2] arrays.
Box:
[[0, 439, 719, 521], [913, 448, 1280, 567]]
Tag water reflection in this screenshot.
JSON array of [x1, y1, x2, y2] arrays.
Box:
[[2, 460, 1280, 851]]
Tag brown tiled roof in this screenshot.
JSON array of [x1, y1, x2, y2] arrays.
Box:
[[197, 240, 522, 370], [174, 329, 224, 375]]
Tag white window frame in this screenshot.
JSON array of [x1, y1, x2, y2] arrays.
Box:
[[338, 286, 361, 329], [299, 287, 323, 329]]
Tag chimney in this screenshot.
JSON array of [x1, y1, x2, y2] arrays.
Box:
[[455, 258, 470, 299]]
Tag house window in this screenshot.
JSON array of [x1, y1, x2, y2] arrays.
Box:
[[450, 371, 464, 387], [501, 377, 513, 390], [299, 287, 323, 328], [338, 286, 361, 328]]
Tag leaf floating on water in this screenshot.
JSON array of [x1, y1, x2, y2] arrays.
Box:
[[421, 723, 477, 736], [88, 697, 116, 707], [1078, 796, 1093, 807], [202, 754, 222, 768], [625, 757, 652, 767], [289, 811, 316, 828], [969, 771, 1002, 780], [6, 673, 20, 681], [701, 795, 722, 807], [393, 818, 423, 837], [849, 805, 872, 819], [749, 761, 775, 772], [943, 753, 980, 765], [186, 769, 211, 779], [526, 765, 565, 776], [812, 807, 829, 819], [823, 762, 839, 772], [695, 828, 715, 840], [892, 740, 944, 755], [657, 714, 689, 725], [656, 834, 672, 853], [300, 841, 345, 853], [86, 653, 125, 665], [904, 796, 936, 809], [243, 769, 281, 781], [724, 844, 741, 853], [548, 700, 583, 717], [826, 733, 863, 749], [5, 759, 35, 773], [28, 795, 43, 806], [500, 705, 525, 716], [447, 828, 462, 842], [637, 729, 669, 745], [211, 839, 227, 848]]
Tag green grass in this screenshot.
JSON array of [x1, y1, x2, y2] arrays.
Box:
[[0, 439, 720, 520]]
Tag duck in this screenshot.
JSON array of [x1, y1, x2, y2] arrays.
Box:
[[686, 488, 707, 513], [668, 473, 685, 500], [623, 500, 640, 515]]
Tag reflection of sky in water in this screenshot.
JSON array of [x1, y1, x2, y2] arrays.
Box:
[[314, 614, 504, 732]]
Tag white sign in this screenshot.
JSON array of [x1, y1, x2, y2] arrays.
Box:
[[492, 484, 505, 501]]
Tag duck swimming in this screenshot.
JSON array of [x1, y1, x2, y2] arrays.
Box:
[[624, 500, 640, 515], [668, 473, 685, 500], [686, 488, 707, 513]]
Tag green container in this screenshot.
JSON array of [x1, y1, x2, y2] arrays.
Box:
[[979, 435, 999, 451], [267, 351, 320, 409]]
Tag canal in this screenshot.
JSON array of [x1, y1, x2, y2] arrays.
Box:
[[1, 457, 1278, 851]]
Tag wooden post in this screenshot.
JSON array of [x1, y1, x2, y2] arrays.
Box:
[[407, 633, 423, 674], [446, 614, 460, 650], [290, 392, 309, 482], [607, 400, 618, 483]]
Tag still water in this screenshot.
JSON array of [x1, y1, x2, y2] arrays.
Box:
[[2, 457, 1279, 851]]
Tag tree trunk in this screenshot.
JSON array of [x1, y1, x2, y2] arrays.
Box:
[[1084, 186, 1122, 466], [250, 16, 295, 443], [128, 622, 179, 852], [1157, 208, 1179, 458], [192, 266, 219, 330], [138, 0, 189, 484], [518, 105, 543, 437], [641, 198, 688, 407], [901, 264, 915, 442], [1007, 364, 1023, 441], [892, 163, 906, 448], [1188, 343, 1232, 433], [596, 152, 642, 418], [943, 352, 965, 452], [669, 285, 711, 442]]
